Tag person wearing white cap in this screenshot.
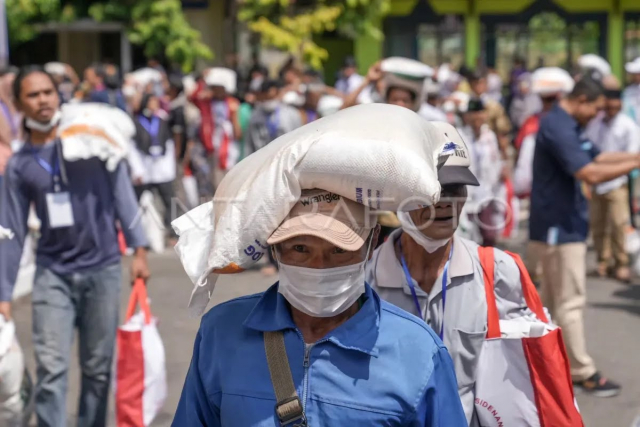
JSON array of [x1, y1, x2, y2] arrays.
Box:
[[585, 88, 640, 281], [623, 57, 640, 125], [366, 134, 535, 426], [173, 189, 467, 426]]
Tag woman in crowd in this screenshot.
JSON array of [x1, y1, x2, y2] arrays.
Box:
[[130, 93, 177, 241]]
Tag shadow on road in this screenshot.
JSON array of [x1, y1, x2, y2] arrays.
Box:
[[590, 284, 640, 317]]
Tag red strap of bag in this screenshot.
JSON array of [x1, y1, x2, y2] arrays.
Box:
[[125, 279, 152, 325], [504, 250, 548, 324], [478, 247, 548, 339], [478, 247, 501, 339]]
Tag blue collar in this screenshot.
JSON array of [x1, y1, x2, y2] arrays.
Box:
[[243, 283, 380, 357]]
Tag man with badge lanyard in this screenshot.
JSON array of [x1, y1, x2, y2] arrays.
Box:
[[366, 134, 536, 426], [529, 77, 640, 397], [0, 66, 150, 427], [132, 93, 176, 238]]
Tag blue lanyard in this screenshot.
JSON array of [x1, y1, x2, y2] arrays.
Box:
[[266, 108, 280, 140], [398, 236, 453, 341], [31, 144, 61, 190], [138, 115, 161, 146]]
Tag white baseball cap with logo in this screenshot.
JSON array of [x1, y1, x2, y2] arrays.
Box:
[[268, 189, 377, 252], [430, 123, 480, 187]]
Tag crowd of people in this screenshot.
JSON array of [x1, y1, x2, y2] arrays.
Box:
[[0, 50, 639, 426]]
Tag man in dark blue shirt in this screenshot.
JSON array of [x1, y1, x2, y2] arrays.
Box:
[[0, 66, 149, 426], [530, 77, 640, 397]]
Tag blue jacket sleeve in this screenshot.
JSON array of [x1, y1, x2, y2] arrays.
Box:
[[411, 347, 468, 427], [109, 161, 148, 249], [173, 328, 220, 427], [0, 159, 30, 301]]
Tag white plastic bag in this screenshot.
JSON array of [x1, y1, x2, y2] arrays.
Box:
[[139, 191, 165, 254], [114, 280, 167, 427], [182, 175, 200, 209], [0, 317, 24, 427], [173, 104, 450, 315], [476, 248, 582, 427]]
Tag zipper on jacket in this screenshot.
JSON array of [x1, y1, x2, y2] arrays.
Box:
[[302, 343, 313, 412]]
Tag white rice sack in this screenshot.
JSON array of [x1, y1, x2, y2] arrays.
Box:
[[204, 68, 237, 94], [58, 103, 134, 171], [578, 54, 611, 77], [382, 57, 434, 79], [44, 62, 67, 76], [131, 67, 163, 88], [173, 104, 452, 315], [531, 67, 574, 96]]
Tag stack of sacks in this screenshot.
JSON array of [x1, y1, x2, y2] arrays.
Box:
[[531, 67, 574, 96], [57, 103, 135, 171], [173, 103, 454, 315], [204, 67, 237, 94]]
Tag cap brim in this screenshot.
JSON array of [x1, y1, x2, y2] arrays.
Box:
[[438, 166, 480, 186], [267, 213, 371, 251]]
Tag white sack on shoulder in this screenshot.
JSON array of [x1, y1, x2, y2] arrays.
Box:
[[173, 104, 453, 316], [58, 103, 134, 171]]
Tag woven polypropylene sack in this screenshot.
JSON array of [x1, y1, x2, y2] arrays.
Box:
[[173, 104, 458, 315]]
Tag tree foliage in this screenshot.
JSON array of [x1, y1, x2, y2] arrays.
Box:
[[6, 0, 213, 72], [239, 0, 391, 69]]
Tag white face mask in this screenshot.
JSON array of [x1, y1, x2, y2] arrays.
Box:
[[25, 110, 61, 133], [397, 211, 450, 253], [276, 237, 373, 318]]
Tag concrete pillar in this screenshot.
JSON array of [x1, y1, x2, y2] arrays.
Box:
[[120, 31, 132, 73], [354, 18, 383, 75], [608, 0, 623, 80], [465, 0, 480, 68]]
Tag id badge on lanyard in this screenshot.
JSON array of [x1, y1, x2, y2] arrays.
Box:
[[34, 146, 75, 229], [140, 115, 162, 158], [398, 237, 453, 341]]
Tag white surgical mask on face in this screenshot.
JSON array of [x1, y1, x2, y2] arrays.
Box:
[[397, 211, 450, 253], [276, 237, 373, 318], [25, 110, 61, 133]]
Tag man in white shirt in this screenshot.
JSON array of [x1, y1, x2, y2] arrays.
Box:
[[335, 56, 365, 95], [459, 98, 503, 246], [623, 58, 640, 124], [586, 88, 640, 281], [418, 79, 447, 122]]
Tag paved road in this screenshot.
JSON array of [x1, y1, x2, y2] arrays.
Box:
[[13, 246, 640, 426]]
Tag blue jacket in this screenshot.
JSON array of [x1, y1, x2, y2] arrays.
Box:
[[173, 284, 467, 426]]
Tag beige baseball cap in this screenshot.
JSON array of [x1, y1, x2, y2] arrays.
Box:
[[267, 189, 377, 251]]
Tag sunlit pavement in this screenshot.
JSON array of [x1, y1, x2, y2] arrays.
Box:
[[13, 240, 640, 426]]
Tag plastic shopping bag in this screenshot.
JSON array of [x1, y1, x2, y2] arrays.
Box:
[[0, 316, 24, 427], [139, 191, 165, 254], [114, 280, 167, 427], [475, 247, 583, 427]]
